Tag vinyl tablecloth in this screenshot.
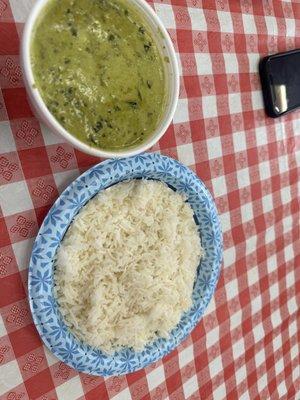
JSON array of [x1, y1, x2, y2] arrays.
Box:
[[0, 1, 300, 399]]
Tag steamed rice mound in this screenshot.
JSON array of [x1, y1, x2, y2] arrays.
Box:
[[54, 179, 203, 353]]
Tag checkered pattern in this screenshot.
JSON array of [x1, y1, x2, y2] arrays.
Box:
[[0, 0, 300, 399]]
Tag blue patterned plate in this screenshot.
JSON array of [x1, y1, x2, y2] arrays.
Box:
[[28, 154, 222, 376]]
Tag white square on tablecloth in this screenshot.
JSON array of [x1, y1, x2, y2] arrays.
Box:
[[282, 215, 292, 234], [278, 154, 289, 174], [247, 53, 260, 73], [195, 53, 213, 76], [230, 309, 242, 331], [247, 266, 259, 286], [257, 372, 268, 394], [284, 243, 294, 263], [223, 53, 239, 74], [286, 270, 296, 290], [273, 333, 282, 352], [289, 320, 297, 339], [287, 296, 297, 316], [246, 235, 257, 256], [208, 355, 223, 378], [54, 170, 80, 194], [277, 381, 287, 399], [44, 346, 59, 367], [154, 4, 176, 29], [0, 360, 23, 393], [236, 167, 250, 188], [275, 121, 284, 141], [223, 246, 235, 268], [291, 343, 299, 361], [0, 122, 16, 154], [202, 96, 218, 119], [271, 309, 282, 329], [255, 126, 268, 146], [225, 278, 239, 301], [281, 187, 292, 206], [12, 237, 35, 271], [236, 364, 247, 385], [262, 193, 273, 214], [211, 175, 227, 197], [275, 357, 285, 376], [232, 130, 247, 153], [0, 314, 6, 337], [111, 388, 131, 400], [205, 296, 216, 314], [219, 211, 231, 233], [9, 0, 35, 22], [242, 13, 257, 35], [177, 143, 195, 166], [178, 344, 194, 369], [253, 323, 264, 344], [0, 180, 33, 216], [269, 281, 279, 302], [56, 376, 84, 400], [232, 338, 245, 360], [255, 348, 265, 368], [259, 160, 271, 181], [206, 136, 222, 160], [41, 124, 66, 146], [212, 383, 226, 399], [188, 8, 207, 31], [173, 99, 189, 124], [183, 374, 198, 399], [147, 364, 165, 391], [251, 295, 262, 314], [265, 16, 278, 36], [286, 18, 296, 37], [265, 226, 275, 245], [217, 11, 234, 33], [266, 254, 277, 274], [251, 91, 264, 110], [206, 326, 219, 348], [240, 202, 253, 223]]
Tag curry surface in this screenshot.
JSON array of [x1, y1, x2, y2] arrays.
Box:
[[31, 0, 166, 150]]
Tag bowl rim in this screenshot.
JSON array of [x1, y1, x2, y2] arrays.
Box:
[[21, 0, 180, 159], [28, 153, 223, 376]]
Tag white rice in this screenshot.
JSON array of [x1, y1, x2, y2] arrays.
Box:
[[54, 179, 203, 353]]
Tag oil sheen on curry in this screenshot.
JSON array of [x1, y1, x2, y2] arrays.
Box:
[[31, 0, 166, 150]]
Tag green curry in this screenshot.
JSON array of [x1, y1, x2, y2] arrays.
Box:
[[31, 0, 166, 150]]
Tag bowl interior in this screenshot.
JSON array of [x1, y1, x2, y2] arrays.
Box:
[[28, 154, 222, 376], [21, 0, 179, 158]]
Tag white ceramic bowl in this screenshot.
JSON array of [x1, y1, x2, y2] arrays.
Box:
[[21, 0, 179, 159]]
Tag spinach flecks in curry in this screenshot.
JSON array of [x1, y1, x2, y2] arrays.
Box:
[[31, 0, 166, 150]]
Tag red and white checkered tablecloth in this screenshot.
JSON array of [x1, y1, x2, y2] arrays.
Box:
[[0, 0, 300, 399]]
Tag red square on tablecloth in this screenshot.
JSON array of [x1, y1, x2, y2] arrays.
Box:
[[2, 88, 34, 119], [9, 323, 42, 358], [0, 22, 19, 55], [25, 368, 55, 399], [74, 149, 101, 171], [0, 272, 26, 307], [0, 217, 10, 246], [18, 147, 52, 179], [84, 383, 109, 400]]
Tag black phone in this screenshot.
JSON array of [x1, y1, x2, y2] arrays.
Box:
[[259, 49, 300, 118]]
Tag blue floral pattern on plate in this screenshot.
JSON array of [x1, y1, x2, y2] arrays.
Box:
[[28, 154, 222, 376]]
